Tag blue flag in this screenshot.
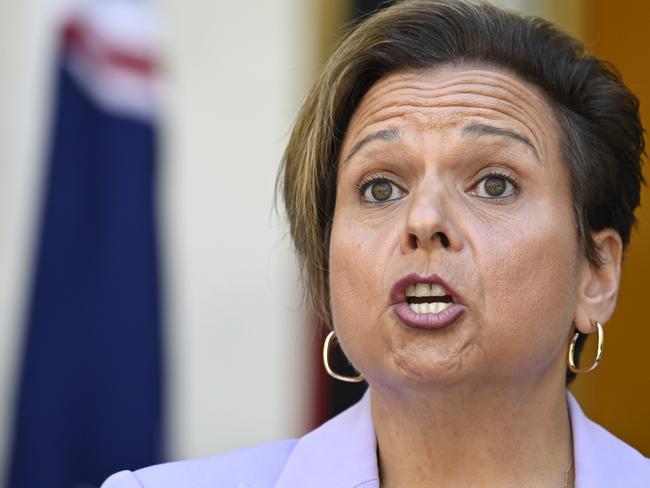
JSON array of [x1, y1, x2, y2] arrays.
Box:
[[7, 3, 163, 486]]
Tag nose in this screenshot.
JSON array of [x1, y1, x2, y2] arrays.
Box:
[[399, 188, 462, 254]]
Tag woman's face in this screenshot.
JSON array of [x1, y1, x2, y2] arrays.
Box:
[[329, 65, 586, 389]]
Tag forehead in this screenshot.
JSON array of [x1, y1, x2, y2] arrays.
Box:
[[341, 65, 559, 163]]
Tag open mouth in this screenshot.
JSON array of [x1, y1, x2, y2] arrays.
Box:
[[405, 283, 455, 314], [390, 273, 466, 330]]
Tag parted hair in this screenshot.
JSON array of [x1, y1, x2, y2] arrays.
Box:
[[278, 0, 644, 380]]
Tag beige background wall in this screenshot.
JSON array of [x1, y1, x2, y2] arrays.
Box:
[[158, 0, 315, 460]]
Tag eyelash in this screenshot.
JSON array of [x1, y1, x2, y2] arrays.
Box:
[[355, 168, 520, 203], [472, 168, 520, 199], [356, 174, 405, 204]]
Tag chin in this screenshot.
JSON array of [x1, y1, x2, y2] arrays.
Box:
[[371, 336, 485, 390]]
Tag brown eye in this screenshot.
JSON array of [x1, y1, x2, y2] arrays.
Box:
[[483, 177, 507, 197], [471, 174, 516, 199], [360, 178, 405, 203], [370, 181, 393, 201]]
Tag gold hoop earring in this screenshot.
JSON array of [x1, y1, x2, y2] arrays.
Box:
[[568, 319, 604, 374], [322, 330, 365, 383]]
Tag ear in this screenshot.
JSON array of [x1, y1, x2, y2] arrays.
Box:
[[573, 229, 623, 334]]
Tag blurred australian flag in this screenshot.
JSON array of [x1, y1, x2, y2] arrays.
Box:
[[7, 1, 164, 487]]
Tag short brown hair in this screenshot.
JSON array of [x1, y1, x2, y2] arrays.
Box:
[[278, 0, 644, 379]]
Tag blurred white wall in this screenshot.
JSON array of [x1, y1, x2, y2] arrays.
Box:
[[158, 0, 316, 459]]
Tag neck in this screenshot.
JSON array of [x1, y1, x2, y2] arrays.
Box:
[[371, 373, 574, 488]]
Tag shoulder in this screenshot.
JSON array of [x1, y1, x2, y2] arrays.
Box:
[[578, 416, 650, 485], [568, 392, 650, 487], [100, 439, 298, 488], [100, 391, 377, 488]]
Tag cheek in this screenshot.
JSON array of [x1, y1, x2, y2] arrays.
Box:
[[328, 207, 397, 363], [477, 204, 580, 366], [329, 213, 380, 317], [329, 197, 401, 296]]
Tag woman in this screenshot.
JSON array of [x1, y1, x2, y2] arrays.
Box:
[[103, 1, 649, 486]]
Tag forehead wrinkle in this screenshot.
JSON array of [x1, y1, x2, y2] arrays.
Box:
[[347, 68, 558, 164], [424, 80, 554, 137], [417, 66, 545, 98], [381, 76, 531, 101], [364, 68, 546, 107], [360, 82, 548, 135], [352, 100, 548, 161], [357, 67, 553, 123], [396, 82, 544, 119], [362, 91, 540, 131]]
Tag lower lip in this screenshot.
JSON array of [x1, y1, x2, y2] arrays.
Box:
[[393, 302, 467, 330]]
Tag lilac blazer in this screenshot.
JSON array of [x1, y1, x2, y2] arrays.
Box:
[[102, 391, 650, 488]]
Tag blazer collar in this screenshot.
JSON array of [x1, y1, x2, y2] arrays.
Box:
[[273, 388, 378, 488], [273, 389, 649, 488], [568, 390, 650, 487]]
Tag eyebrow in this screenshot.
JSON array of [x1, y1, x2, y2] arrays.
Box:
[[342, 127, 401, 165], [462, 123, 541, 162], [342, 123, 540, 165]]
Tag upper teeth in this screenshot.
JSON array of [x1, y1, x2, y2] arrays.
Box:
[[406, 283, 448, 297]]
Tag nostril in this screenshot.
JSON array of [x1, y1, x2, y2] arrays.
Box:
[[408, 234, 418, 249], [435, 232, 450, 248], [406, 231, 451, 250]]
